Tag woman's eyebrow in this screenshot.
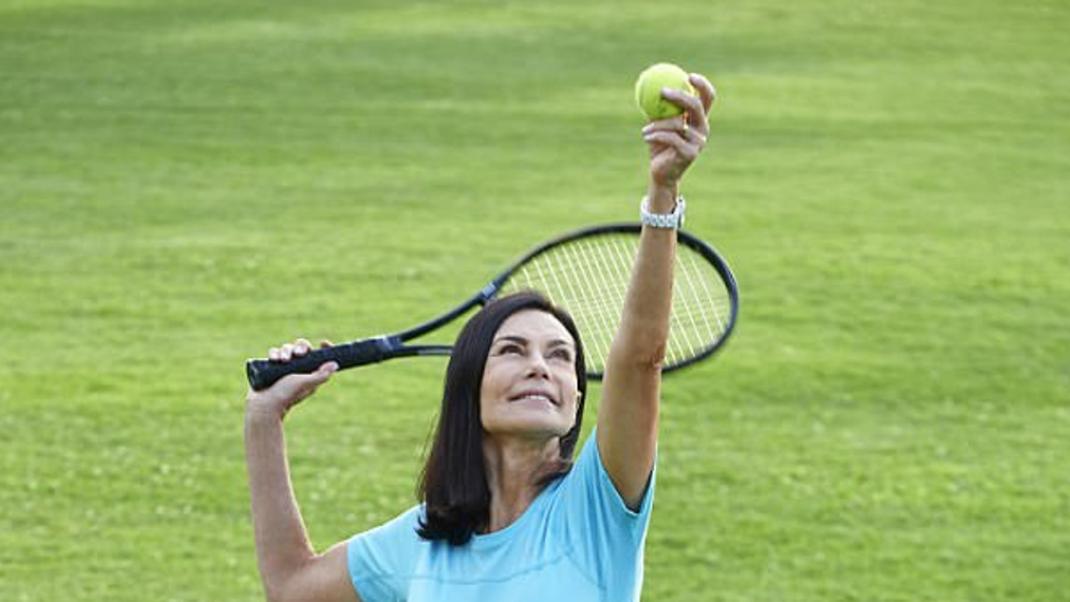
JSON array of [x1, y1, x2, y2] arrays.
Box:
[[494, 335, 574, 348]]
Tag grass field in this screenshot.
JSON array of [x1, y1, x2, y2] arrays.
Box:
[[2, 0, 1068, 600]]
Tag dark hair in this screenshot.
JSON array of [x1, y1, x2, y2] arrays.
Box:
[[416, 290, 587, 545]]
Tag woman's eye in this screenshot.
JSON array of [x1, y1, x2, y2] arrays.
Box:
[[500, 344, 521, 354], [551, 349, 572, 361]]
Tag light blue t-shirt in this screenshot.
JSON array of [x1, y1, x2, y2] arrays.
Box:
[[346, 430, 656, 601]]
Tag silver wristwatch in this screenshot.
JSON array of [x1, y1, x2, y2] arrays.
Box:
[[640, 195, 686, 229]]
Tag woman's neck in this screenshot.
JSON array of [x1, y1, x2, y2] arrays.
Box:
[[481, 435, 560, 533]]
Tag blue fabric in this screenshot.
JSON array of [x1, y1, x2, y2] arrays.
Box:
[[346, 430, 656, 601]]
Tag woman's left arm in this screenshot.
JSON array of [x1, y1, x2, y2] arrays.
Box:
[[597, 72, 716, 510]]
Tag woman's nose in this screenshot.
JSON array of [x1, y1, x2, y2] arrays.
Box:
[[525, 352, 551, 378]]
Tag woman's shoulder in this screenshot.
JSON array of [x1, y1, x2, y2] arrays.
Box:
[[379, 503, 425, 534], [347, 504, 428, 599], [552, 428, 656, 522], [350, 503, 426, 548], [347, 504, 428, 578]]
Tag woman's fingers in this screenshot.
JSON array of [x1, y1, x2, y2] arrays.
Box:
[[260, 363, 338, 409], [645, 74, 713, 138], [644, 130, 701, 159], [684, 126, 707, 146], [641, 115, 687, 135], [290, 364, 337, 400], [642, 119, 706, 146], [688, 73, 716, 120], [305, 360, 338, 388], [660, 88, 704, 128], [268, 338, 324, 362]]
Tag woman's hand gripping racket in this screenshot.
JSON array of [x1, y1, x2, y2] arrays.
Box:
[[246, 223, 739, 391]]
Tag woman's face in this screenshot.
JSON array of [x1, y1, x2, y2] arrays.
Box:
[[479, 309, 580, 440]]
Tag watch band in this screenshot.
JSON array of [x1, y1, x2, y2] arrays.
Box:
[[640, 195, 686, 229]]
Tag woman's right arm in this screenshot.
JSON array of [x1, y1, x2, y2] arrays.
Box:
[[244, 338, 360, 602]]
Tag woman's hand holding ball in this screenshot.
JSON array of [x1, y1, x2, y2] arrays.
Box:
[[635, 63, 716, 189]]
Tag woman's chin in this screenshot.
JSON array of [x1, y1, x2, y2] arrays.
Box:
[[484, 414, 571, 439]]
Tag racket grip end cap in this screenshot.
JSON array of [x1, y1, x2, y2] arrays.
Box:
[[246, 358, 279, 391]]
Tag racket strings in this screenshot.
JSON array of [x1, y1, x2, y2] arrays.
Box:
[[500, 232, 732, 374]]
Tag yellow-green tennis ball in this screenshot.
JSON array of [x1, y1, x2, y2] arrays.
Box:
[[634, 62, 696, 121]]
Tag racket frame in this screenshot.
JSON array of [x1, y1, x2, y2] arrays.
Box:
[[246, 223, 738, 390]]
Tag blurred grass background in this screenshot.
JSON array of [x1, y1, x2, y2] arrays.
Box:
[[1, 0, 1068, 600]]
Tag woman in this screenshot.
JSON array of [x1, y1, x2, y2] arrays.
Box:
[[245, 72, 715, 601]]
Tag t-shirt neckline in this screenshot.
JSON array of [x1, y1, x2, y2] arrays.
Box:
[[468, 477, 562, 549]]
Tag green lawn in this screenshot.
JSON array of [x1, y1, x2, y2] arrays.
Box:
[[1, 1, 1068, 600]]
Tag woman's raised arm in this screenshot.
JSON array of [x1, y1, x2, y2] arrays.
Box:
[[244, 338, 359, 602], [597, 73, 716, 510]]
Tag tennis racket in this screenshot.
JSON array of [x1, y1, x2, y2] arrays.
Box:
[[246, 223, 739, 390]]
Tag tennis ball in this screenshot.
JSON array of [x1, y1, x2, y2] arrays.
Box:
[[634, 62, 696, 121]]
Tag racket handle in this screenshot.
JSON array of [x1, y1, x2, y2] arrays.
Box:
[[245, 338, 392, 391]]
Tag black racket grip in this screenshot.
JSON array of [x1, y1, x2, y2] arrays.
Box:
[[246, 338, 392, 391]]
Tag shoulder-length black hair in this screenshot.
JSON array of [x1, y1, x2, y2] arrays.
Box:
[[416, 290, 587, 545]]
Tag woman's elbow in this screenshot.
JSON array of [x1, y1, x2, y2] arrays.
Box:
[[259, 566, 302, 602], [611, 339, 667, 372]]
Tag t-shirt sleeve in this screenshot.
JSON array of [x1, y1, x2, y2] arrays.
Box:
[[553, 427, 656, 581], [346, 505, 423, 602]]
